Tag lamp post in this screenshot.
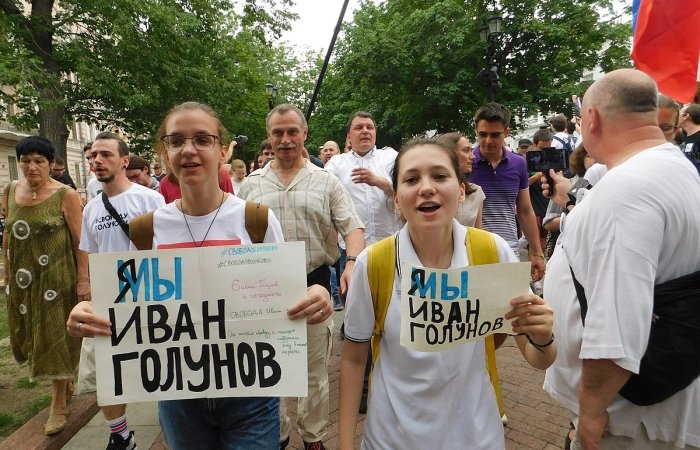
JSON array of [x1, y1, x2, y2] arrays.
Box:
[[265, 83, 278, 110], [476, 12, 503, 102]]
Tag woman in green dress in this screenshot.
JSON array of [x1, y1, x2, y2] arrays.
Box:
[[2, 136, 87, 435]]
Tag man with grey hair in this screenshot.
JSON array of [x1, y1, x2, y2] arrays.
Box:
[[543, 69, 700, 449], [238, 104, 364, 450]]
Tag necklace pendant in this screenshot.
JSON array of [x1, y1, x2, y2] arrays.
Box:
[[31, 191, 37, 200]]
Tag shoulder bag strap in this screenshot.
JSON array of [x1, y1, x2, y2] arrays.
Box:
[[101, 192, 130, 238]]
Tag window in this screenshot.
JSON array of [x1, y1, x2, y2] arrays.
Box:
[[7, 156, 18, 181], [74, 162, 82, 187]]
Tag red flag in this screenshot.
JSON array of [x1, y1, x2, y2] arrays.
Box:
[[632, 0, 700, 103]]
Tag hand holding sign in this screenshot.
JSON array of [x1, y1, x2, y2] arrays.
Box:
[[505, 294, 554, 345], [67, 300, 112, 337], [287, 284, 333, 324]]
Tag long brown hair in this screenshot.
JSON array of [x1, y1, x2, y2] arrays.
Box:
[[435, 132, 476, 195]]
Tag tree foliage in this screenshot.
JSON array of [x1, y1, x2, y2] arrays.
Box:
[[0, 0, 295, 161], [311, 0, 632, 148]]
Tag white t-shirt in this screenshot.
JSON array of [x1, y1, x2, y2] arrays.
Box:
[[544, 143, 700, 448], [552, 131, 574, 150], [232, 178, 243, 196], [583, 163, 608, 186], [324, 147, 399, 246], [80, 183, 164, 253], [148, 194, 283, 249], [86, 177, 102, 201], [344, 220, 517, 450]]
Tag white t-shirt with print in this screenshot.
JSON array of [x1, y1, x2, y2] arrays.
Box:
[[80, 183, 164, 253], [344, 220, 518, 450]]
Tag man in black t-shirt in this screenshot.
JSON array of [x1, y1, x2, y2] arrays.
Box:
[[50, 156, 77, 190]]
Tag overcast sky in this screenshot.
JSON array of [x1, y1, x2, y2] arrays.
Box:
[[280, 0, 374, 54]]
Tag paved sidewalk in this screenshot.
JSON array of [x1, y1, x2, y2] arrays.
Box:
[[67, 309, 571, 449]]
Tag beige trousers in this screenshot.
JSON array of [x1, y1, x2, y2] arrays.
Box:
[[280, 318, 333, 443]]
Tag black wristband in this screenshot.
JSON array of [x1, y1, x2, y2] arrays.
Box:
[[346, 256, 357, 262], [526, 333, 555, 353]]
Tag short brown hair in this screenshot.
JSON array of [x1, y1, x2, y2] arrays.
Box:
[[474, 103, 511, 128], [346, 111, 376, 134], [549, 114, 567, 132], [95, 131, 129, 156]]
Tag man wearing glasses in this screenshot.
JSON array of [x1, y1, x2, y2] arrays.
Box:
[[469, 102, 546, 282], [125, 155, 160, 190], [50, 155, 78, 190], [657, 94, 680, 143]]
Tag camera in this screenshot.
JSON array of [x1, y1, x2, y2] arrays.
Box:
[[526, 147, 568, 196], [526, 147, 568, 174]]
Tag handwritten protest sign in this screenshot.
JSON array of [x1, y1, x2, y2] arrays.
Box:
[[400, 262, 530, 352], [90, 242, 308, 406]]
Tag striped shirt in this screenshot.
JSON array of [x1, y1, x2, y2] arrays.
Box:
[[470, 147, 528, 253], [237, 159, 364, 274]]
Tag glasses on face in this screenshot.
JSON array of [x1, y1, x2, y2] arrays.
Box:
[[659, 124, 676, 132], [477, 131, 504, 139], [161, 134, 219, 152]]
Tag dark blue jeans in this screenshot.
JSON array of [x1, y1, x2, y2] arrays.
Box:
[[329, 260, 342, 308], [159, 397, 279, 450]]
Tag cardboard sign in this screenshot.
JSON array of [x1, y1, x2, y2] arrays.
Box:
[[90, 242, 308, 406], [400, 262, 530, 352]]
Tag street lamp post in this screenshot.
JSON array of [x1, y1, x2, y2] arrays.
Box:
[[265, 83, 278, 110], [476, 13, 503, 102]]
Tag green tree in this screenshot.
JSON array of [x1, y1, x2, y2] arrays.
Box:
[[311, 0, 631, 148], [0, 0, 295, 162]]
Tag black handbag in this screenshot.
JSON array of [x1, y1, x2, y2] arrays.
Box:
[[571, 267, 700, 406]]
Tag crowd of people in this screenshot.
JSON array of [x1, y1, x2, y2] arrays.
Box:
[[2, 68, 698, 450]]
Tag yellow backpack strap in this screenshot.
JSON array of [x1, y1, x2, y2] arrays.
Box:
[[129, 212, 155, 250], [245, 201, 268, 243], [465, 227, 505, 417], [367, 235, 396, 366]]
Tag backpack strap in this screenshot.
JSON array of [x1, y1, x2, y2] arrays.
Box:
[[129, 212, 155, 250], [465, 227, 505, 417], [552, 135, 571, 151], [368, 234, 397, 366], [466, 227, 499, 265], [244, 201, 268, 244]]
